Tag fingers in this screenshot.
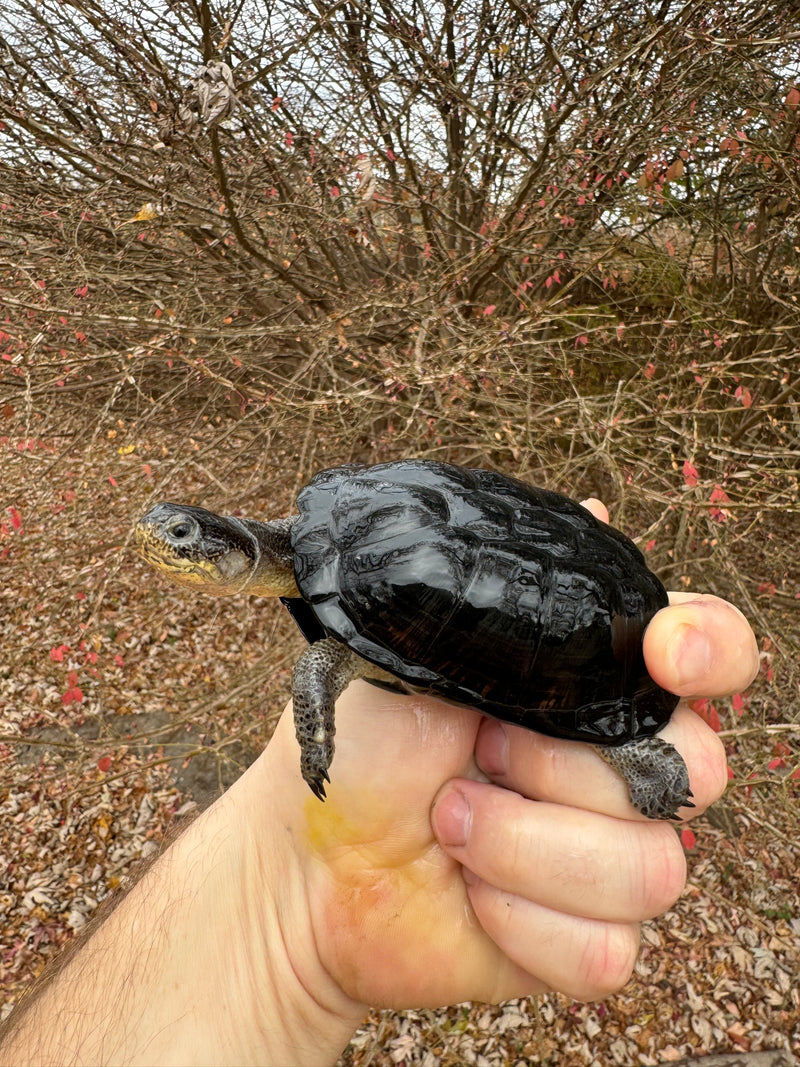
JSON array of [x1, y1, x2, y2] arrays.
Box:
[[580, 497, 610, 523], [581, 497, 758, 698], [432, 783, 685, 920], [461, 878, 641, 1001], [431, 780, 684, 999], [645, 592, 759, 698], [473, 704, 728, 820]]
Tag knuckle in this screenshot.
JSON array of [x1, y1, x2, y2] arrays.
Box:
[[572, 922, 640, 1000], [636, 824, 687, 917], [701, 728, 730, 806]]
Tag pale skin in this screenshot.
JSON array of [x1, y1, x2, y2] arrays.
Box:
[[0, 503, 760, 1067]]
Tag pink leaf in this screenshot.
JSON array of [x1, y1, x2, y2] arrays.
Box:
[[682, 460, 699, 487]]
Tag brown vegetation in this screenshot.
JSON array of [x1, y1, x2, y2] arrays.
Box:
[[0, 0, 797, 1060]]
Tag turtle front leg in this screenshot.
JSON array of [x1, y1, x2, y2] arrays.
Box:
[[594, 736, 694, 821], [292, 637, 391, 800]]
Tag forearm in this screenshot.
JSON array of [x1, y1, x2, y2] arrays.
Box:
[[0, 755, 365, 1067]]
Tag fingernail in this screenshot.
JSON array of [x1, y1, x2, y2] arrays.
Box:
[[476, 718, 509, 777], [432, 788, 472, 848], [669, 621, 713, 690]]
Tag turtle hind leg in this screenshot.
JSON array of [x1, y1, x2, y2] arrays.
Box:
[[594, 736, 694, 821], [291, 637, 394, 800]]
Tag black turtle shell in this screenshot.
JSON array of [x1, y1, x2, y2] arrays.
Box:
[[289, 460, 678, 745]]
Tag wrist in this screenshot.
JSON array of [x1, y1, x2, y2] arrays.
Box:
[[0, 742, 365, 1067], [226, 751, 367, 1066]]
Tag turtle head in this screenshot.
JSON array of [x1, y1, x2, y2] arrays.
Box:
[[134, 503, 297, 597]]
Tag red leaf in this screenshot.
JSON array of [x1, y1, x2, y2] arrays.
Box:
[[8, 506, 22, 530], [108, 476, 117, 487], [114, 654, 124, 667], [768, 757, 786, 770], [786, 86, 800, 109], [709, 483, 732, 523], [285, 130, 294, 147], [680, 827, 697, 850], [50, 643, 70, 662], [732, 692, 746, 714], [643, 362, 656, 379], [689, 698, 721, 732], [483, 305, 496, 316], [97, 755, 113, 773], [645, 538, 656, 552], [734, 385, 752, 408], [682, 460, 699, 487], [74, 284, 89, 298]]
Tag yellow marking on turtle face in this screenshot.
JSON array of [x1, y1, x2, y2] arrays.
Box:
[[133, 529, 228, 592]]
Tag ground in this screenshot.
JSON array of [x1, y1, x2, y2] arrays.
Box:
[[0, 414, 797, 1065]]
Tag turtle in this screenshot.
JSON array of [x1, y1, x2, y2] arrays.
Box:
[[133, 459, 692, 820]]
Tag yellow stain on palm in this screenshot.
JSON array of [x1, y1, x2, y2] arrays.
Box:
[[303, 785, 427, 877], [302, 785, 473, 1006]]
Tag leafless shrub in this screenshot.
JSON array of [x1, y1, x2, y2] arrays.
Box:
[[0, 0, 797, 693]]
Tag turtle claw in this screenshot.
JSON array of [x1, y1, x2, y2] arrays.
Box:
[[309, 777, 327, 802], [305, 764, 331, 802]]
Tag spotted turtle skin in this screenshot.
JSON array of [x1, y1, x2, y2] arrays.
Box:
[[288, 459, 678, 747]]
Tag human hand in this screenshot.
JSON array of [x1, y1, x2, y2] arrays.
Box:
[[251, 585, 758, 1020], [0, 591, 756, 1067]]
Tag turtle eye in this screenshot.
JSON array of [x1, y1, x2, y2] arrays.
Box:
[[164, 515, 199, 544]]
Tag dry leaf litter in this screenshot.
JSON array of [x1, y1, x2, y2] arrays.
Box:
[[0, 425, 796, 1066]]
